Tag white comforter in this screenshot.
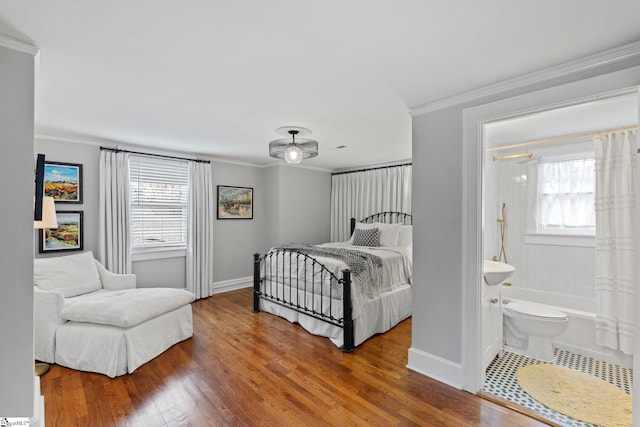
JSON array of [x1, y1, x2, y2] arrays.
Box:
[[262, 242, 412, 319]]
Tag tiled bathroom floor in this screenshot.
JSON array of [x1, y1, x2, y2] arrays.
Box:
[[482, 349, 633, 426]]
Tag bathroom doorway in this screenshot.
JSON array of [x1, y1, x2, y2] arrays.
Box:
[[478, 92, 637, 425]]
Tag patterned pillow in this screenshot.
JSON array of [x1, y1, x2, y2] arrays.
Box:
[[352, 227, 380, 247]]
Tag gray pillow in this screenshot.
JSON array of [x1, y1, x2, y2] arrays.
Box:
[[352, 227, 380, 247]]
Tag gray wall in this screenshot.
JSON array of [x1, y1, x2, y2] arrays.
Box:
[[0, 45, 35, 416], [212, 161, 266, 281], [34, 139, 99, 256], [410, 52, 640, 380], [263, 166, 280, 248], [412, 106, 463, 362], [263, 165, 331, 248], [32, 139, 329, 288], [278, 166, 331, 245]]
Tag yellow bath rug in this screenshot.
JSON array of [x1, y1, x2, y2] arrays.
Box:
[[516, 363, 632, 427]]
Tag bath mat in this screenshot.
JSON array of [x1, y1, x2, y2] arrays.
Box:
[[516, 363, 632, 427]]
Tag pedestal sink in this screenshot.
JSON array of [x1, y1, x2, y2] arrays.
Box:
[[483, 260, 515, 286]]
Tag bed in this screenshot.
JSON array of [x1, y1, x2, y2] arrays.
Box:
[[252, 211, 412, 352]]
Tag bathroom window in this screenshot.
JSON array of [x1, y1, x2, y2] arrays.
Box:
[[526, 153, 595, 246]]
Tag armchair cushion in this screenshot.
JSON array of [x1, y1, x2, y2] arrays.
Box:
[[34, 251, 102, 297], [60, 288, 196, 328], [95, 261, 136, 290]]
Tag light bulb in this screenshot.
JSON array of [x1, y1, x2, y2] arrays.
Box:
[[284, 145, 303, 164]]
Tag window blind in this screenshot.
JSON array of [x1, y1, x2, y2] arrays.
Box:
[[129, 155, 189, 248]]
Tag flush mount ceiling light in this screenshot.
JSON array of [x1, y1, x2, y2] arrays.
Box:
[[269, 126, 318, 164]]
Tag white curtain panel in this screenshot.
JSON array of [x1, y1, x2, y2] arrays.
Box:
[[98, 150, 132, 274], [186, 161, 215, 299], [330, 165, 411, 242], [594, 130, 637, 354]]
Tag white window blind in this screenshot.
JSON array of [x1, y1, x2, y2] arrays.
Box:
[[129, 155, 189, 248], [535, 156, 595, 233]]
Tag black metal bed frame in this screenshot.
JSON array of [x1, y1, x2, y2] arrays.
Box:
[[253, 211, 412, 353]]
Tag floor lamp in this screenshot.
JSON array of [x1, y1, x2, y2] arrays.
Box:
[[34, 196, 57, 376]]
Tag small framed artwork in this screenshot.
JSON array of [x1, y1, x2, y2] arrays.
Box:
[[44, 161, 83, 204], [39, 211, 84, 253], [217, 185, 253, 219]]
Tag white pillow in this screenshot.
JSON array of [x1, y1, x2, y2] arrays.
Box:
[[397, 225, 412, 248], [351, 222, 401, 247], [34, 251, 102, 297]]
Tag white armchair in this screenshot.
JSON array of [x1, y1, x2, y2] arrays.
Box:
[[34, 251, 195, 377]]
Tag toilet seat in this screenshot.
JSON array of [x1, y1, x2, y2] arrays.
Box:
[[504, 301, 567, 320]]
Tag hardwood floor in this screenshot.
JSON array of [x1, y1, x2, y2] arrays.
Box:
[[40, 288, 548, 426]]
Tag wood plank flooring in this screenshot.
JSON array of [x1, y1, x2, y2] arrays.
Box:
[[40, 288, 548, 426]]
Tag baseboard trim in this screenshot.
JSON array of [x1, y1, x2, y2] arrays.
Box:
[[407, 347, 463, 389], [212, 276, 252, 295]]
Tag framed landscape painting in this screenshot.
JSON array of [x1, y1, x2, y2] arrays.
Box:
[[44, 161, 83, 203], [39, 211, 84, 253], [217, 186, 253, 219]]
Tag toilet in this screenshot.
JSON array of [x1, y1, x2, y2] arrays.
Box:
[[503, 301, 568, 362]]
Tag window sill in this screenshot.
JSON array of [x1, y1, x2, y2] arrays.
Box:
[[132, 247, 187, 261], [524, 233, 595, 248]]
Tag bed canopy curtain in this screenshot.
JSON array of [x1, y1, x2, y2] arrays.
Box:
[[594, 129, 637, 354], [98, 150, 132, 274], [186, 161, 215, 299], [330, 164, 411, 242]]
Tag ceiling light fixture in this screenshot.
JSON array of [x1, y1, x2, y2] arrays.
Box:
[[269, 126, 318, 164]]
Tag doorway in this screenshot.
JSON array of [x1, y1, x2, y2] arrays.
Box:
[[479, 93, 637, 425], [460, 68, 640, 426]]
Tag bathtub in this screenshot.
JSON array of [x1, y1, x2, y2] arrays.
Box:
[[502, 289, 633, 368]]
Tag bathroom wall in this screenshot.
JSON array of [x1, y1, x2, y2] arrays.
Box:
[[486, 136, 597, 312], [483, 151, 500, 260]]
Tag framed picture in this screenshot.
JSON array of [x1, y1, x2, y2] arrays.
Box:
[[44, 161, 83, 203], [39, 211, 84, 253], [217, 185, 253, 219]]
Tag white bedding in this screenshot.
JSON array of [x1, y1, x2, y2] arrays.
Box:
[[262, 242, 412, 320], [260, 283, 412, 348]]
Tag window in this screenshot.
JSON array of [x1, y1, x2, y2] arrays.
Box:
[[533, 155, 595, 235], [129, 155, 189, 250]]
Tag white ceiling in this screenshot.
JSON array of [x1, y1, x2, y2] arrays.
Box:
[[486, 93, 639, 148], [1, 1, 640, 169]]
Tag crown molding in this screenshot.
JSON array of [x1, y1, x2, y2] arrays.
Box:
[[36, 133, 116, 147], [411, 40, 640, 116], [34, 133, 309, 169], [0, 32, 38, 55]]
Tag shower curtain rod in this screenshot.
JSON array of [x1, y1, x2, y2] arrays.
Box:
[[493, 152, 532, 162], [486, 124, 638, 153]]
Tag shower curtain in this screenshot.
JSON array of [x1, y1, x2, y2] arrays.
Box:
[[594, 130, 637, 354]]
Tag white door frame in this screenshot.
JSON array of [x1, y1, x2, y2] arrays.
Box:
[[461, 66, 640, 419]]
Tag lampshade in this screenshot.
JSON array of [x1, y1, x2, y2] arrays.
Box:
[[34, 196, 58, 229], [269, 128, 318, 164], [284, 144, 303, 164]]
